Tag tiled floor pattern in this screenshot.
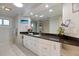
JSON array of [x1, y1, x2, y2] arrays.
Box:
[[16, 43, 37, 56], [0, 43, 25, 56], [0, 42, 36, 56]]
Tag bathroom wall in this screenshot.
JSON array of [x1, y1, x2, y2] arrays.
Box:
[[63, 3, 79, 38], [36, 21, 40, 32], [49, 16, 62, 34], [42, 20, 49, 33], [0, 15, 15, 44]]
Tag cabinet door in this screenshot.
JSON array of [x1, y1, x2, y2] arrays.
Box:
[[23, 35, 61, 56], [23, 35, 31, 48], [18, 34, 23, 45], [23, 35, 28, 48], [26, 36, 32, 49], [32, 37, 39, 54], [38, 39, 52, 56], [50, 41, 61, 56], [23, 36, 37, 51], [28, 36, 35, 50], [38, 38, 61, 56]]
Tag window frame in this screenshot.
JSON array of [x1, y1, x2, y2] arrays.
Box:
[[0, 19, 2, 25], [3, 20, 9, 26], [0, 18, 9, 26]]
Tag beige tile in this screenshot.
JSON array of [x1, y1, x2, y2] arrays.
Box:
[[0, 43, 25, 56], [16, 43, 37, 56]]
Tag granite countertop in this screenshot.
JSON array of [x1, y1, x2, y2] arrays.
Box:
[[27, 34, 60, 42], [20, 32, 60, 42], [20, 32, 79, 47]]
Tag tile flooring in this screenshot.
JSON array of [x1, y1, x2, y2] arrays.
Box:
[[0, 42, 36, 56], [16, 43, 37, 56]]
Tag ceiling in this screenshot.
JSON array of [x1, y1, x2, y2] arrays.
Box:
[[0, 3, 62, 20]]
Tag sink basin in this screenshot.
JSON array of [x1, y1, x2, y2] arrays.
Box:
[[29, 33, 33, 35], [33, 35, 41, 37]]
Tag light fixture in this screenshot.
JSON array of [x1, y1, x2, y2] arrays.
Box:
[[45, 4, 49, 8], [40, 15, 44, 17], [30, 12, 33, 15], [13, 3, 23, 7], [1, 6, 11, 11], [35, 15, 38, 17], [49, 9, 53, 12], [5, 7, 11, 11]]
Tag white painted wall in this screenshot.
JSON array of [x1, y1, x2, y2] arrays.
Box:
[[49, 18, 58, 34], [49, 16, 62, 34], [37, 21, 40, 32], [42, 20, 49, 33], [0, 26, 9, 44], [63, 3, 79, 38], [0, 15, 15, 44], [10, 17, 16, 43]]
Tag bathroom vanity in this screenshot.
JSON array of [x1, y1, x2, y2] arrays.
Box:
[[19, 32, 61, 56], [18, 32, 79, 56]]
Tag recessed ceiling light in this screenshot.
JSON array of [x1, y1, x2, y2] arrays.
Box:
[[45, 4, 49, 8], [0, 6, 11, 11], [30, 12, 33, 15], [35, 15, 38, 17], [40, 15, 44, 17], [49, 9, 53, 12], [13, 3, 23, 7], [5, 8, 11, 11]]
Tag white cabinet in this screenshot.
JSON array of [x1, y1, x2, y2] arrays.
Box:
[[23, 36, 32, 49], [50, 41, 61, 56], [38, 39, 61, 56], [17, 34, 23, 45], [23, 35, 27, 47], [23, 35, 61, 56], [23, 36, 39, 54], [28, 36, 35, 51], [30, 37, 39, 54], [38, 39, 52, 56]]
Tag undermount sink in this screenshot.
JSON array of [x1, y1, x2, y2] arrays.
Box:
[[29, 33, 33, 35], [33, 35, 40, 36]]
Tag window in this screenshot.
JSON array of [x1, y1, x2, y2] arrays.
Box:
[[0, 19, 2, 25], [3, 20, 9, 25], [0, 18, 9, 26]]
